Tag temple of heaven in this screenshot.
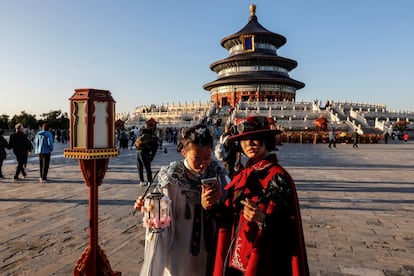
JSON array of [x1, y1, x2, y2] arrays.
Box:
[[203, 4, 305, 108]]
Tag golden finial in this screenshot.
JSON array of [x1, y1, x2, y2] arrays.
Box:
[[250, 4, 256, 16]]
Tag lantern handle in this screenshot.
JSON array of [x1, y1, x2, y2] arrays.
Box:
[[133, 170, 159, 216], [142, 170, 160, 198]]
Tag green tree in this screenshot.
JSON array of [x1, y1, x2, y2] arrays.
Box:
[[39, 110, 69, 130], [9, 111, 37, 130], [0, 114, 10, 130]]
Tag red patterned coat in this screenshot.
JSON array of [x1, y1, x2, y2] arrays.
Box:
[[213, 154, 309, 276]]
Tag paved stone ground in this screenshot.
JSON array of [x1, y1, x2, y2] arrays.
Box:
[[1, 140, 413, 275]]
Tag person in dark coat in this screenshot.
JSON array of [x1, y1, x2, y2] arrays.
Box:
[[9, 123, 33, 180], [0, 129, 10, 178], [328, 129, 336, 149], [353, 130, 359, 149], [135, 128, 159, 185]]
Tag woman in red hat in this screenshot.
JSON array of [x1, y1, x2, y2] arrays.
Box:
[[211, 115, 309, 276]]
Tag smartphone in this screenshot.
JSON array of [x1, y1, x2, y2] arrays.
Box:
[[201, 177, 219, 189]]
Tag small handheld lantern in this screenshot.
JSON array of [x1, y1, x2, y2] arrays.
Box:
[[142, 187, 171, 233]]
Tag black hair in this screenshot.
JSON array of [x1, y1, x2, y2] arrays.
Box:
[[176, 124, 213, 152], [42, 123, 50, 131]]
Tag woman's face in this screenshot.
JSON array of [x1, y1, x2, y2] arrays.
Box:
[[182, 144, 212, 174], [240, 138, 267, 162]]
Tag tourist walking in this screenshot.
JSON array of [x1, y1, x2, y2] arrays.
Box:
[[384, 132, 389, 144], [172, 128, 178, 145], [328, 129, 336, 149], [118, 127, 129, 149], [34, 123, 54, 183], [353, 130, 359, 149], [129, 126, 140, 149], [214, 122, 239, 179], [0, 129, 9, 178], [9, 123, 32, 180], [135, 128, 159, 185], [134, 124, 229, 276], [212, 115, 309, 276]]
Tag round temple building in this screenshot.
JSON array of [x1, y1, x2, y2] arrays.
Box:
[[203, 4, 305, 108]]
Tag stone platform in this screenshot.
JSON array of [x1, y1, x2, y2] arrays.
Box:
[[1, 140, 413, 275]]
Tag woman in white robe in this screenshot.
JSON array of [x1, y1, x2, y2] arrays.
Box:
[[135, 124, 229, 276]]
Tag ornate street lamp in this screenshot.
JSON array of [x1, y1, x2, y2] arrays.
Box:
[[64, 88, 120, 275]]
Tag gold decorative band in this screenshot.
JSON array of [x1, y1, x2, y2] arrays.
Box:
[[64, 148, 119, 159]]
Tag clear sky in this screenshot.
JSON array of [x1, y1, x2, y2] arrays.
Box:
[[1, 0, 413, 118]]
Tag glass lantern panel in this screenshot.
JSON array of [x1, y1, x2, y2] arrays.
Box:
[[73, 101, 86, 148], [93, 101, 109, 148]]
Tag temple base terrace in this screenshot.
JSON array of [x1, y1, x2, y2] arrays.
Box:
[[118, 100, 414, 135]]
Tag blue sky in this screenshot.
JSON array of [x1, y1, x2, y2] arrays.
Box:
[[1, 0, 413, 118]]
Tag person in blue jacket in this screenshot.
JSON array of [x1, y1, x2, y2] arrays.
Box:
[[34, 123, 54, 183]]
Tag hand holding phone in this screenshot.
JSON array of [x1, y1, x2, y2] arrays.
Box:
[[201, 177, 218, 189], [201, 177, 221, 209]]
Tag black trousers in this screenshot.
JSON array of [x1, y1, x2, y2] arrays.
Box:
[[137, 150, 152, 183], [15, 154, 28, 178], [0, 158, 4, 176], [39, 153, 51, 180]]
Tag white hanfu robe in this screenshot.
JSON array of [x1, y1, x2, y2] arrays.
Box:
[[139, 160, 228, 276]]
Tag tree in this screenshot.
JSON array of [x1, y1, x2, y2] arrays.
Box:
[[39, 110, 69, 130], [4, 110, 69, 132], [9, 111, 37, 130], [0, 114, 10, 130]]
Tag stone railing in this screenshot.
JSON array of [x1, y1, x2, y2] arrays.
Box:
[[118, 99, 412, 133], [334, 101, 387, 111], [349, 110, 369, 127]]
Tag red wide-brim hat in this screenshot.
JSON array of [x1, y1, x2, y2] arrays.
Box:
[[228, 115, 281, 141]]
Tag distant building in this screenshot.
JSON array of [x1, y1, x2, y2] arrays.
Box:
[[203, 4, 304, 108]]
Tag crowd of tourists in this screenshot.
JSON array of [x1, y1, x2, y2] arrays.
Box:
[[0, 123, 55, 183]]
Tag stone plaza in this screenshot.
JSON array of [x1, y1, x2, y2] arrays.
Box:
[[1, 140, 413, 275]]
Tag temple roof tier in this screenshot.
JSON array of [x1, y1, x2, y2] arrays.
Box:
[[203, 73, 305, 91], [209, 53, 299, 72], [221, 6, 286, 50]]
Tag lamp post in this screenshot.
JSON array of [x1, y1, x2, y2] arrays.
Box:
[[64, 88, 120, 275]]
